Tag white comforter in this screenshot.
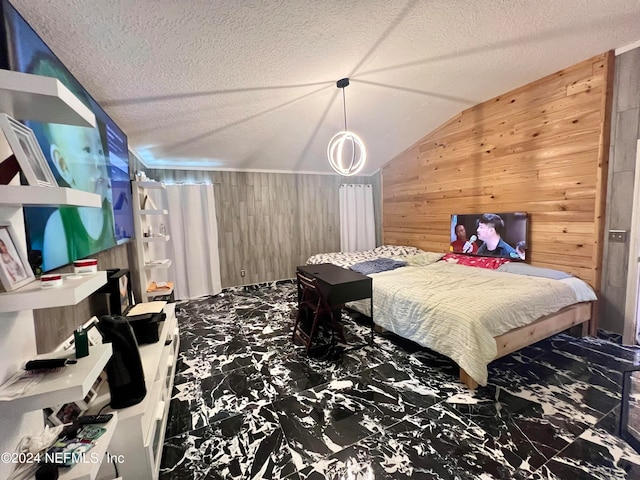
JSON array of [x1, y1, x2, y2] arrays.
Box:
[[348, 262, 596, 386]]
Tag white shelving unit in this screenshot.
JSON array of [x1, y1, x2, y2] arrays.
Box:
[[0, 184, 105, 315], [131, 180, 175, 303], [0, 70, 110, 480], [0, 272, 107, 313], [0, 185, 102, 207], [139, 209, 168, 215], [0, 70, 95, 127], [142, 235, 171, 243], [144, 259, 172, 270], [0, 344, 112, 414]]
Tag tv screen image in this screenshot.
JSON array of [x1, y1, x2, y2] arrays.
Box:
[[450, 212, 528, 261], [0, 0, 134, 272]]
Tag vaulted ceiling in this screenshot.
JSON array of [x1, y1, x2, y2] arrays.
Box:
[[10, 0, 640, 175]]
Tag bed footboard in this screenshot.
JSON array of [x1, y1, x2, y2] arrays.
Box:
[[460, 369, 479, 389], [459, 302, 594, 389]]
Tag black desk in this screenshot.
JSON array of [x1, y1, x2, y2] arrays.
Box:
[[296, 263, 373, 343]]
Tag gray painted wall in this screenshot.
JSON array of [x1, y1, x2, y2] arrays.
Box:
[[601, 46, 640, 334]]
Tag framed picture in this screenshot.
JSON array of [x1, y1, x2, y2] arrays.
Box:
[[86, 320, 104, 346], [0, 223, 35, 291], [0, 113, 58, 187], [45, 402, 83, 426], [45, 372, 107, 425], [53, 317, 103, 352]]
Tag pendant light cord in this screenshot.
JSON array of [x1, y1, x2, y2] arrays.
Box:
[[342, 87, 348, 132]]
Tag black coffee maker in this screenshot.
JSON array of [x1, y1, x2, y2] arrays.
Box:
[[98, 315, 146, 409]]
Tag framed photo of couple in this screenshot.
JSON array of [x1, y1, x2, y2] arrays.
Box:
[[0, 223, 34, 291], [0, 113, 57, 187]]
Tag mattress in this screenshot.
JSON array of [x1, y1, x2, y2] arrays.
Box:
[[347, 261, 596, 386]]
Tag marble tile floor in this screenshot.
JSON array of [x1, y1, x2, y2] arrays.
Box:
[[159, 280, 640, 479]]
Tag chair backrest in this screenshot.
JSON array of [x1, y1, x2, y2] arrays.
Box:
[[296, 271, 329, 312], [296, 271, 344, 311], [297, 272, 317, 292]]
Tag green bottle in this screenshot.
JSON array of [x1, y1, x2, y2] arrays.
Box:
[[74, 326, 89, 358]]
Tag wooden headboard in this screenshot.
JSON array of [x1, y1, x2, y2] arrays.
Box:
[[382, 52, 614, 291]]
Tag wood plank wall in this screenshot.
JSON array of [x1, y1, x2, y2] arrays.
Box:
[[382, 52, 614, 290], [129, 158, 382, 288]]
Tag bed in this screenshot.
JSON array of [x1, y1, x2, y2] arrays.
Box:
[[306, 247, 597, 389]]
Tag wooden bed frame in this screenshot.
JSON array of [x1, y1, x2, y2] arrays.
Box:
[[459, 301, 596, 389], [372, 300, 596, 390]]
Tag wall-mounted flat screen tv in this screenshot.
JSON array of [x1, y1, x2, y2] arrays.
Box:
[[450, 212, 528, 261], [0, 0, 134, 272]]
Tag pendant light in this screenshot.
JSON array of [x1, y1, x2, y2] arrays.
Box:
[[327, 78, 366, 176]]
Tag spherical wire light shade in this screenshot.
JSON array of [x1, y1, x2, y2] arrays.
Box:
[[327, 77, 366, 176], [327, 130, 366, 176]]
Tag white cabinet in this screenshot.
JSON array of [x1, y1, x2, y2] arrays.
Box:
[[98, 303, 180, 480], [131, 181, 175, 303]]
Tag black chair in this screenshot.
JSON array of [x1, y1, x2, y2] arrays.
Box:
[[292, 272, 345, 353]]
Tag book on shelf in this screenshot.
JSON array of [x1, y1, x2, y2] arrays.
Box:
[[126, 300, 166, 316]]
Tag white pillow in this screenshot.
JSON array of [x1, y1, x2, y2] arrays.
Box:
[[496, 263, 571, 279]]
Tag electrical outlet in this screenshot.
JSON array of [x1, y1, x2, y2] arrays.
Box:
[[609, 230, 627, 243], [240, 269, 246, 277]]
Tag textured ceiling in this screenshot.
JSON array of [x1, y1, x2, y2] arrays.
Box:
[[9, 0, 640, 175]]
